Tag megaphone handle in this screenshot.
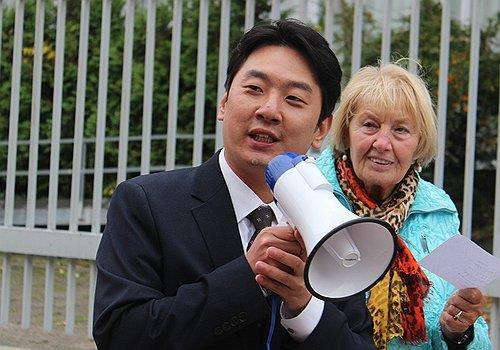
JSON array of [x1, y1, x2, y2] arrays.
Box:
[[276, 201, 295, 228]]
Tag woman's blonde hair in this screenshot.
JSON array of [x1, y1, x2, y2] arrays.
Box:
[[331, 62, 437, 167]]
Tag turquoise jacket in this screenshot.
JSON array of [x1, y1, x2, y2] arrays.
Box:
[[316, 148, 491, 349]]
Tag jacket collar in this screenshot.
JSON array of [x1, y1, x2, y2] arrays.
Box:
[[409, 176, 457, 215], [190, 150, 244, 268]]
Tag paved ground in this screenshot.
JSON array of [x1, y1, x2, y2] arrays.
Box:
[[0, 255, 494, 349], [0, 324, 96, 350], [0, 255, 96, 350]]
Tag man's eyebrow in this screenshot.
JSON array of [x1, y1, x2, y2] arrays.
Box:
[[243, 69, 268, 81], [285, 81, 313, 94], [242, 69, 313, 94]]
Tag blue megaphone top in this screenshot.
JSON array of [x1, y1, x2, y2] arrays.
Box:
[[265, 152, 308, 191]]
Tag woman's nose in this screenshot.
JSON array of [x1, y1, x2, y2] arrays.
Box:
[[372, 131, 392, 151]]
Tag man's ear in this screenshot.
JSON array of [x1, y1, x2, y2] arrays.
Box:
[[311, 115, 333, 149], [216, 92, 228, 122]]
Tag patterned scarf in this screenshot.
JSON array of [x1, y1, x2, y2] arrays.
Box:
[[335, 155, 430, 350]]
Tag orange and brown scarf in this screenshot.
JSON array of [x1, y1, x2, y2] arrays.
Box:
[[335, 155, 430, 349]]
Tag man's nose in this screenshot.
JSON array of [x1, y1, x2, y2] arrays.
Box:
[[255, 96, 282, 124]]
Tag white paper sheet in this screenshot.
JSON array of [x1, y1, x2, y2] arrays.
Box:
[[419, 234, 500, 289]]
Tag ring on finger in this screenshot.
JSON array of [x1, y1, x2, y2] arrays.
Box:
[[453, 310, 463, 321]]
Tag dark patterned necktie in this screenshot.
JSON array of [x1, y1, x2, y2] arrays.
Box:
[[246, 205, 275, 251], [246, 205, 281, 347]]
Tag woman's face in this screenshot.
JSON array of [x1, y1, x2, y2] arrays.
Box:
[[347, 104, 420, 201]]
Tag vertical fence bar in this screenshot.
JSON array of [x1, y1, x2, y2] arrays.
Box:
[[67, 6, 90, 325], [461, 1, 481, 239], [65, 260, 76, 334], [491, 89, 500, 350], [192, 0, 209, 166], [408, 0, 420, 74], [0, 254, 11, 325], [47, 0, 67, 230], [351, 0, 363, 76], [117, 0, 135, 184], [324, 0, 334, 48], [92, 0, 112, 234], [0, 0, 3, 82], [215, 0, 230, 151], [79, 143, 86, 219], [1, 1, 24, 325], [245, 0, 255, 31], [43, 257, 54, 332], [87, 262, 97, 338], [83, 0, 111, 337], [21, 255, 33, 328], [4, 0, 25, 227], [26, 0, 45, 229], [69, 0, 90, 233], [434, 0, 451, 188], [141, 0, 156, 174], [270, 0, 280, 20], [380, 0, 391, 64], [25, 4, 45, 326], [166, 0, 183, 170]]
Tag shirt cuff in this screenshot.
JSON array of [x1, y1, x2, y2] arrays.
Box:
[[280, 296, 324, 342]]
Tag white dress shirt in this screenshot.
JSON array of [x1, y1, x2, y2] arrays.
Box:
[[219, 149, 324, 341]]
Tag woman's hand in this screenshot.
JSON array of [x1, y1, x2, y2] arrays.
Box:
[[440, 288, 484, 340]]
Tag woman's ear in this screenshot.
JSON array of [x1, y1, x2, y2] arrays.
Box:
[[216, 92, 228, 122], [343, 131, 350, 150]]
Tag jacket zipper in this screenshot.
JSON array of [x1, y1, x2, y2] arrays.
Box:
[[420, 233, 430, 254]]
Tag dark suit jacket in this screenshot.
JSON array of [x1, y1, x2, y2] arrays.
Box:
[[93, 152, 374, 349]]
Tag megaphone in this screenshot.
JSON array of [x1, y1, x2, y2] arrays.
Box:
[[265, 152, 396, 301]]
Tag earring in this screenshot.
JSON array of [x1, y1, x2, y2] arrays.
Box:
[[342, 153, 348, 161], [415, 162, 422, 173]]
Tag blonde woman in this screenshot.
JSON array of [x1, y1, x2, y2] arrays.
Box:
[[316, 63, 491, 349]]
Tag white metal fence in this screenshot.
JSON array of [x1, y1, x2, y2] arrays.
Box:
[[0, 0, 498, 346]]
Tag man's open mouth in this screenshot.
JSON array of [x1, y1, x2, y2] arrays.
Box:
[[250, 133, 276, 143]]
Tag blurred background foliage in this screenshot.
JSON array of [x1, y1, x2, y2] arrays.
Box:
[[0, 0, 498, 249]]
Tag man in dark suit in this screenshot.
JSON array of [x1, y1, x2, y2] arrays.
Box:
[[93, 19, 374, 349]]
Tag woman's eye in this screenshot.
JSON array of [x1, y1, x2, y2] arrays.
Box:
[[362, 122, 377, 129], [395, 127, 410, 134]]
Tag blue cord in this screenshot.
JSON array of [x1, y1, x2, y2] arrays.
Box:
[[265, 294, 279, 350]]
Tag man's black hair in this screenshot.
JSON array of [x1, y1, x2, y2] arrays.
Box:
[[224, 19, 342, 124]]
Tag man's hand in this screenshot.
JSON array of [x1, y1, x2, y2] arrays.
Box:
[[246, 227, 311, 316]]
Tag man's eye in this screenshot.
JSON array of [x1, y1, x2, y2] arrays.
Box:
[[245, 85, 262, 93], [286, 95, 305, 104]]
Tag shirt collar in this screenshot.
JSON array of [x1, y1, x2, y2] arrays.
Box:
[[219, 148, 283, 224]]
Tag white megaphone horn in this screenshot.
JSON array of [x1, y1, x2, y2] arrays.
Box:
[[265, 152, 396, 301]]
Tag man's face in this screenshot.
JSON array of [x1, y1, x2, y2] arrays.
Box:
[[217, 45, 331, 181]]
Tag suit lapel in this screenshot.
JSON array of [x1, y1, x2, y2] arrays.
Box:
[[191, 152, 244, 268]]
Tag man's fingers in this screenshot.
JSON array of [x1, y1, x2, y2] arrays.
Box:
[[293, 229, 307, 261], [255, 261, 293, 288], [261, 226, 296, 241], [267, 247, 304, 275], [255, 230, 302, 255]]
